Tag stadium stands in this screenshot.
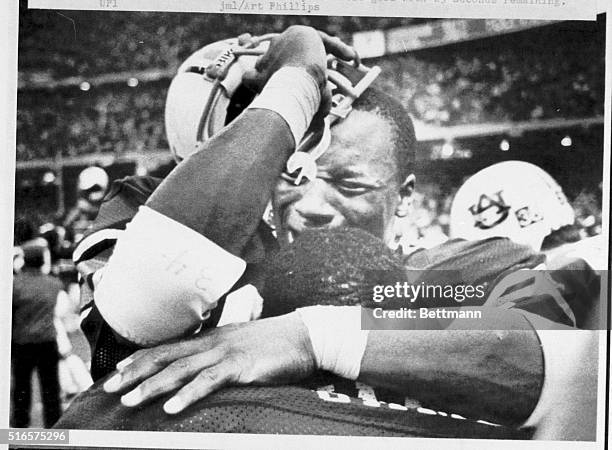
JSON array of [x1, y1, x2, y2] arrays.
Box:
[[16, 10, 605, 162]]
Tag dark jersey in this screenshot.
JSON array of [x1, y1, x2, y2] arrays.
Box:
[[54, 378, 530, 438], [12, 271, 63, 344], [72, 175, 600, 435]]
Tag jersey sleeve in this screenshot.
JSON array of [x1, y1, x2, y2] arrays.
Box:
[[73, 175, 162, 381], [484, 256, 601, 329], [403, 237, 601, 329]]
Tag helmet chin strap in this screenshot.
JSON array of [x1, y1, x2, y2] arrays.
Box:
[[285, 61, 382, 186], [286, 118, 332, 185]]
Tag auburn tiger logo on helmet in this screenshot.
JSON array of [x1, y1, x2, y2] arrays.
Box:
[[450, 161, 574, 251], [468, 191, 511, 230]]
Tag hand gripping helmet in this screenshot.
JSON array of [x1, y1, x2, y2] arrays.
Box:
[[449, 161, 575, 251], [164, 33, 381, 184]]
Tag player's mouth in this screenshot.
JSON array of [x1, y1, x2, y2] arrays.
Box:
[[286, 223, 337, 244], [282, 211, 338, 244]]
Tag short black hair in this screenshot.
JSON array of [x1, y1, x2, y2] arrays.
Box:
[[352, 87, 417, 181], [261, 227, 407, 318]]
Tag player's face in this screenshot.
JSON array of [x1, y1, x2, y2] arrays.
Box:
[[273, 110, 412, 247]]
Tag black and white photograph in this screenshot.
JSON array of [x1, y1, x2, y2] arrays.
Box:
[[3, 0, 610, 447]]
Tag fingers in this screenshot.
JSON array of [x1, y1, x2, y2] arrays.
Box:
[[103, 349, 169, 394], [103, 337, 213, 394], [237, 33, 253, 46], [163, 358, 238, 414], [120, 349, 224, 409], [318, 31, 361, 67]]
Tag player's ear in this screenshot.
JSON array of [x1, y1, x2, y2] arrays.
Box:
[[395, 173, 415, 218]]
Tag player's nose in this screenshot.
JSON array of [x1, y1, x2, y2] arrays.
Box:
[[293, 179, 337, 228]]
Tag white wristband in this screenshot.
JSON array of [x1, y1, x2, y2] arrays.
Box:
[[94, 206, 246, 346], [296, 305, 369, 380], [247, 67, 321, 147]]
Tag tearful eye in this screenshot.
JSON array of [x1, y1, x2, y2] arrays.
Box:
[[335, 180, 371, 195]]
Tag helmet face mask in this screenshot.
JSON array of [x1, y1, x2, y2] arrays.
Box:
[[165, 33, 380, 177]]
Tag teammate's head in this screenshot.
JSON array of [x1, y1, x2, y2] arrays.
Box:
[[449, 161, 575, 252], [261, 227, 407, 317], [272, 87, 417, 248]]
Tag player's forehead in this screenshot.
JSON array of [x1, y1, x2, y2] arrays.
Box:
[[319, 110, 398, 177]]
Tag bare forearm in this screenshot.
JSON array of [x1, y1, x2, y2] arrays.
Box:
[[147, 109, 293, 255], [359, 310, 544, 427]]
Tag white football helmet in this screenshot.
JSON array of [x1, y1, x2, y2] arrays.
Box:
[[77, 166, 109, 202], [450, 161, 575, 251], [164, 33, 381, 183]]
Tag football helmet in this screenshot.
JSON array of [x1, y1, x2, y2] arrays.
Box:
[[77, 166, 109, 203], [450, 161, 575, 251], [164, 33, 380, 183]]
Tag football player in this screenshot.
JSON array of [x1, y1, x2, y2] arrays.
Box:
[[71, 26, 600, 438], [63, 166, 110, 243]]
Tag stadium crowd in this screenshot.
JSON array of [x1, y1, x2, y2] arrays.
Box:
[[16, 7, 605, 162], [18, 5, 420, 78], [17, 28, 604, 161]]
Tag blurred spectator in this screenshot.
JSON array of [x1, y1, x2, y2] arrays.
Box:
[[39, 223, 73, 263], [394, 185, 451, 251], [572, 188, 603, 238], [11, 239, 65, 428], [63, 166, 109, 242]]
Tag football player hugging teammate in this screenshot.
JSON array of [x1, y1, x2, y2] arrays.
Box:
[[61, 26, 600, 440]]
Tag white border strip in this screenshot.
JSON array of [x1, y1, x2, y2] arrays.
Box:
[[603, 0, 612, 446], [0, 0, 19, 445], [2, 2, 610, 450], [28, 0, 597, 21], [65, 429, 607, 449]]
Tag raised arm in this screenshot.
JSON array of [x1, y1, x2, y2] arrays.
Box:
[[91, 27, 330, 347]]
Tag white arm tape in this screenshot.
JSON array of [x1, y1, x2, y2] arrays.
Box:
[[94, 206, 246, 347], [247, 67, 321, 147], [216, 284, 263, 327], [296, 305, 369, 380], [520, 311, 598, 440]]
